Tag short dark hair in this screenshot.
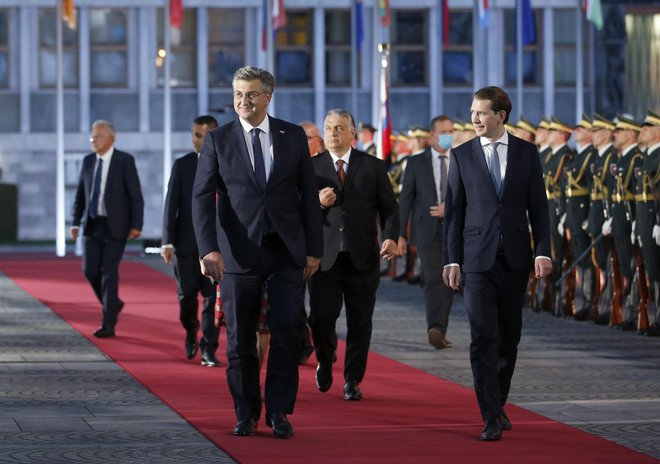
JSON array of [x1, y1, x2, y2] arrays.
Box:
[[232, 66, 275, 94], [473, 86, 512, 124], [193, 115, 218, 128], [325, 108, 356, 130], [430, 115, 452, 128]]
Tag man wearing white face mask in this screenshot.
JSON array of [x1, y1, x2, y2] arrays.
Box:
[[398, 115, 456, 349]]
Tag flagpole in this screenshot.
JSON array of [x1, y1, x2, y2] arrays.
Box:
[[575, 1, 584, 123], [55, 0, 66, 257], [350, 1, 358, 119], [163, 0, 172, 202], [516, 0, 523, 121]]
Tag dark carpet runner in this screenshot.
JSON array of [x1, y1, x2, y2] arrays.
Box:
[[1, 259, 655, 463]]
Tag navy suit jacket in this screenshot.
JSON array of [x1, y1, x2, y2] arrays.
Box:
[[398, 148, 444, 248], [443, 134, 550, 273], [192, 116, 323, 272], [72, 149, 144, 241], [162, 152, 199, 256], [312, 149, 399, 272]]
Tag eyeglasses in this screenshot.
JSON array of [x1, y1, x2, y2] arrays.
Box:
[[233, 91, 263, 101], [89, 135, 106, 142]]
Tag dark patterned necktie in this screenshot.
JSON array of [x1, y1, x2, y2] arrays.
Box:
[[89, 158, 103, 219]]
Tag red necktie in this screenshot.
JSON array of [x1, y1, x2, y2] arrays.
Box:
[[337, 159, 346, 186]]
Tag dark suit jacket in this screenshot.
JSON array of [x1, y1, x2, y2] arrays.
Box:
[[398, 148, 444, 248], [444, 134, 550, 273], [192, 116, 323, 272], [72, 149, 144, 241], [312, 149, 399, 272], [162, 152, 199, 256]]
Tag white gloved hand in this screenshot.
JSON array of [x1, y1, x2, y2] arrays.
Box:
[[601, 217, 613, 236], [558, 213, 566, 236], [653, 224, 660, 246], [631, 220, 636, 245]]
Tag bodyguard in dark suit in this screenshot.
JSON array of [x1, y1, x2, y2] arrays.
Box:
[[70, 120, 144, 338], [443, 87, 552, 441], [192, 67, 322, 439], [398, 115, 455, 349], [309, 109, 399, 402], [162, 115, 220, 366]]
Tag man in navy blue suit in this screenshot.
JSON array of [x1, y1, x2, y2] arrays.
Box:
[[162, 115, 220, 366], [71, 120, 144, 338], [443, 87, 552, 441], [192, 66, 323, 439]]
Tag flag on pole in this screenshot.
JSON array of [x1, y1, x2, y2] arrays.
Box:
[[584, 0, 603, 31], [477, 0, 489, 29], [170, 0, 183, 46], [441, 0, 450, 47], [273, 0, 287, 31], [521, 0, 536, 45], [377, 65, 392, 165], [261, 0, 268, 50], [62, 0, 76, 29], [379, 0, 391, 28], [355, 0, 364, 52]]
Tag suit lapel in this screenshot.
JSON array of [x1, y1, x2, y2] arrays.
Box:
[[344, 148, 361, 189], [500, 137, 516, 197], [420, 150, 438, 202], [268, 116, 282, 187], [472, 138, 494, 194]]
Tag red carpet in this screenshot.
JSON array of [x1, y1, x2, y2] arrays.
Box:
[[1, 258, 655, 464]]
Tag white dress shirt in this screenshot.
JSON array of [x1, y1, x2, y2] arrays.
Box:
[[239, 116, 274, 180]]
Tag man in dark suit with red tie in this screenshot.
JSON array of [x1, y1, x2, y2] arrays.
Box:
[[192, 66, 322, 439], [71, 120, 144, 338], [162, 115, 221, 366], [443, 87, 552, 441], [309, 109, 399, 402]]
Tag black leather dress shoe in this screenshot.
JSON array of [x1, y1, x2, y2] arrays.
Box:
[[481, 418, 502, 441], [265, 413, 294, 439], [201, 352, 222, 367], [343, 381, 363, 401], [93, 327, 115, 338], [185, 332, 199, 360], [316, 363, 332, 392], [501, 411, 512, 430], [233, 418, 257, 436]]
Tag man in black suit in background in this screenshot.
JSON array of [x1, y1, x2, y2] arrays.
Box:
[[443, 87, 552, 441], [193, 66, 322, 439], [398, 115, 456, 350], [71, 120, 144, 338], [309, 109, 399, 402], [162, 115, 221, 366]]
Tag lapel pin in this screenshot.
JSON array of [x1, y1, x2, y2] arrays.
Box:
[[279, 130, 285, 134]]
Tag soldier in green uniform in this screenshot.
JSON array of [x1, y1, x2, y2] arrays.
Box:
[[546, 117, 575, 316], [561, 114, 598, 320], [587, 113, 618, 325], [635, 110, 660, 336], [601, 114, 644, 330]]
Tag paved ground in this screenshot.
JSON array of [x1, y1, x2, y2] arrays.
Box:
[[0, 249, 659, 462]]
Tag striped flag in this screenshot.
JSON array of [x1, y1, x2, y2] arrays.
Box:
[[441, 0, 449, 46], [273, 0, 287, 31], [521, 0, 536, 45], [62, 0, 76, 29], [170, 0, 183, 46], [261, 0, 268, 50], [584, 0, 603, 31], [377, 65, 392, 164], [477, 0, 489, 29], [379, 0, 391, 28]]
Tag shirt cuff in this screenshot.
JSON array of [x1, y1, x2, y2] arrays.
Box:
[[535, 255, 551, 262], [443, 263, 460, 269]]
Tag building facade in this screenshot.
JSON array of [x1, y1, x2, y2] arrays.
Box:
[[0, 0, 657, 240]]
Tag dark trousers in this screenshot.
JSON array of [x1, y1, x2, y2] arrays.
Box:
[[221, 234, 303, 421], [308, 252, 380, 384], [462, 254, 528, 422], [82, 217, 126, 330], [418, 243, 454, 335], [173, 254, 218, 354]]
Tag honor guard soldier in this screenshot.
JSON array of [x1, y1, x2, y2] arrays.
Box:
[[358, 122, 378, 157], [587, 113, 618, 325], [602, 114, 644, 330], [536, 118, 552, 162], [514, 116, 536, 144], [562, 114, 598, 320], [545, 117, 575, 316], [635, 110, 660, 335]]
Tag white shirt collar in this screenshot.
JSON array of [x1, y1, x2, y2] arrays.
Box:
[[648, 141, 660, 153], [621, 143, 638, 157], [97, 146, 114, 160], [479, 130, 509, 148], [598, 143, 613, 156], [239, 115, 270, 136], [329, 148, 352, 165], [551, 143, 567, 155]]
